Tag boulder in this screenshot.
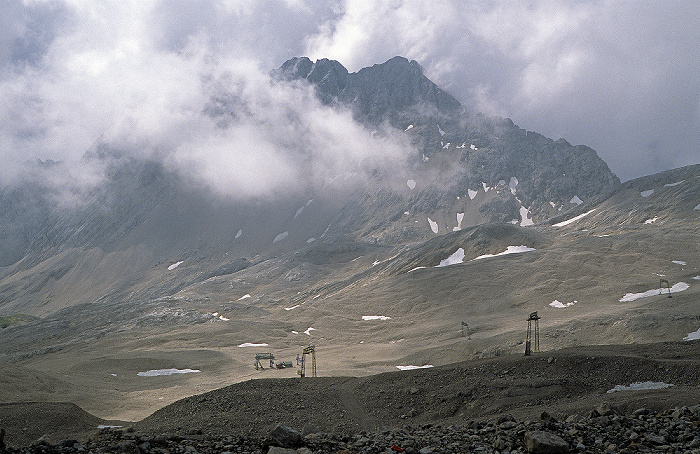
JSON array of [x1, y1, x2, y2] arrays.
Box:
[[524, 431, 569, 453], [269, 425, 302, 448]]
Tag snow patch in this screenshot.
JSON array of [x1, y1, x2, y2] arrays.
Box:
[[306, 237, 316, 243], [285, 305, 300, 311], [482, 182, 490, 192], [137, 368, 200, 377], [684, 328, 700, 341], [238, 294, 251, 300], [362, 315, 391, 321], [520, 206, 534, 226], [472, 246, 536, 261], [438, 124, 445, 136], [468, 189, 478, 200], [619, 282, 690, 302], [672, 260, 686, 265], [470, 144, 477, 150], [694, 204, 700, 210], [304, 327, 316, 335], [664, 181, 684, 187], [442, 142, 450, 149], [427, 217, 439, 234], [693, 276, 700, 280], [552, 209, 596, 227], [453, 212, 465, 231], [550, 300, 576, 308], [167, 261, 183, 270], [607, 382, 673, 393], [405, 124, 414, 131], [396, 365, 434, 371], [238, 343, 268, 348], [437, 248, 465, 267], [644, 217, 658, 224], [509, 177, 518, 195], [294, 206, 304, 218], [641, 189, 654, 197], [273, 231, 289, 243], [407, 179, 416, 190], [570, 195, 583, 205], [235, 229, 242, 239]]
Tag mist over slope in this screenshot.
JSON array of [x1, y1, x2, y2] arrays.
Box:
[[0, 56, 618, 314], [0, 57, 697, 424]]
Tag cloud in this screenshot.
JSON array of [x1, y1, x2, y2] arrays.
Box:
[[1, 0, 697, 191], [304, 0, 700, 181], [0, 1, 415, 199]]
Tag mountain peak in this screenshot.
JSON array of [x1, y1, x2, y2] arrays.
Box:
[[276, 56, 462, 127]]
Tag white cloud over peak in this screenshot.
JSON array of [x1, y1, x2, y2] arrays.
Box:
[[1, 0, 698, 190]]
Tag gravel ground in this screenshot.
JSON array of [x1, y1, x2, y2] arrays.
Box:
[[3, 341, 700, 451]]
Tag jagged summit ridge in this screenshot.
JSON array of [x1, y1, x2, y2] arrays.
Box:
[[276, 56, 620, 229], [275, 56, 463, 126]]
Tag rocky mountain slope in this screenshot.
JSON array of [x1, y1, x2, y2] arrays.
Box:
[[0, 56, 619, 317], [0, 57, 697, 430]]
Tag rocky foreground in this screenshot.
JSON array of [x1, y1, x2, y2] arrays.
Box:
[[4, 403, 700, 453], [4, 342, 700, 452]]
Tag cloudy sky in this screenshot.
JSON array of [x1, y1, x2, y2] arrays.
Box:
[[1, 0, 698, 190]]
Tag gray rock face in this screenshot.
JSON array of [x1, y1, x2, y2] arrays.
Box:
[[276, 56, 620, 227]]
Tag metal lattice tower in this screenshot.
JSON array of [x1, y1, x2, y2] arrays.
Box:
[[461, 321, 471, 339], [660, 279, 672, 298], [525, 311, 540, 356], [298, 345, 316, 378], [254, 353, 275, 370]]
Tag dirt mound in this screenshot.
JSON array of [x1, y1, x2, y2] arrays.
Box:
[[0, 402, 109, 447]]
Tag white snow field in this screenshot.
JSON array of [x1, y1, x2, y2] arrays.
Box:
[[641, 189, 654, 197], [519, 206, 534, 226], [238, 343, 269, 348], [137, 368, 200, 377], [167, 261, 183, 270], [396, 365, 434, 371], [472, 245, 536, 261], [453, 212, 465, 231], [427, 217, 439, 234], [607, 382, 673, 393], [407, 179, 416, 190], [273, 231, 289, 243], [550, 300, 576, 308], [437, 248, 465, 267], [619, 282, 690, 302], [684, 328, 700, 341], [362, 315, 391, 321], [552, 209, 596, 227]]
